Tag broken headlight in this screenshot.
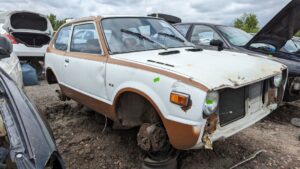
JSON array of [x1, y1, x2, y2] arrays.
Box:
[[203, 91, 219, 116], [272, 74, 283, 87]]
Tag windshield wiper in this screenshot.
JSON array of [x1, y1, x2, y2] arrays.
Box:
[[157, 32, 197, 48], [157, 32, 185, 43], [120, 29, 168, 50]]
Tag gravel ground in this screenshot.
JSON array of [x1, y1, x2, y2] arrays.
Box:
[[24, 81, 300, 169]]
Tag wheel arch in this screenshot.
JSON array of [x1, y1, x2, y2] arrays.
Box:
[[45, 67, 58, 84], [111, 84, 200, 150]]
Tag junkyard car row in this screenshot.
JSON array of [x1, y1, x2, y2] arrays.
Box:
[[0, 0, 299, 168], [174, 0, 300, 102]]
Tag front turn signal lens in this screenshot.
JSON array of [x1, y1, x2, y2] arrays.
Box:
[[170, 92, 190, 107]]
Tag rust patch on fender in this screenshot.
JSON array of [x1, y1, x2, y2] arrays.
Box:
[[202, 114, 218, 150], [114, 88, 200, 150], [204, 114, 218, 134]]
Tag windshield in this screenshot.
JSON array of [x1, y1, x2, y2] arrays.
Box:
[[101, 18, 191, 54], [282, 40, 299, 53], [217, 26, 252, 46], [294, 40, 300, 49]]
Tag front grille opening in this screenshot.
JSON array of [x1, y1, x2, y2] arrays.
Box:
[[218, 87, 246, 127]]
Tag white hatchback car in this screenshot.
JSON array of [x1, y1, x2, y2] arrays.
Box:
[[0, 10, 53, 75], [45, 16, 287, 155]]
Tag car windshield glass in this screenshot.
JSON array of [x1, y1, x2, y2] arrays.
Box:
[[217, 26, 252, 46], [282, 40, 299, 53], [101, 18, 191, 54], [293, 40, 300, 49]]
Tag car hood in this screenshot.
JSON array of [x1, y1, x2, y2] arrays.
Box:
[[112, 48, 286, 90], [245, 0, 300, 50]]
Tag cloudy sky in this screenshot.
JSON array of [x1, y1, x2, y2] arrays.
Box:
[[0, 0, 291, 26]]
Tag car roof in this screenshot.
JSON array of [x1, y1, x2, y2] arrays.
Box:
[[174, 22, 226, 27], [65, 15, 162, 24]]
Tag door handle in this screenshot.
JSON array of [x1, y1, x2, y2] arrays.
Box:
[[65, 58, 69, 63]]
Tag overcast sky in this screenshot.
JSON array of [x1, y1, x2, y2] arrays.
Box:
[[0, 0, 291, 26]]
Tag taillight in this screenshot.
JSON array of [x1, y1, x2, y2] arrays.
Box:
[[4, 34, 18, 44]]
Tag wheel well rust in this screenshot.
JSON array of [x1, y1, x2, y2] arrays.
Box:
[[114, 90, 161, 127], [112, 88, 200, 150], [46, 68, 58, 84]]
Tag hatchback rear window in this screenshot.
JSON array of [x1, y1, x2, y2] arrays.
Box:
[[10, 12, 48, 31]]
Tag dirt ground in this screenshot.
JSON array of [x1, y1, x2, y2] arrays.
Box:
[[24, 81, 300, 169]]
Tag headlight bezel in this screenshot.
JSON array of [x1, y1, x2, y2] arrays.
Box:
[[272, 74, 283, 88], [203, 91, 219, 116]]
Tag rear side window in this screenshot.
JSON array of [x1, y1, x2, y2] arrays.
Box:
[[70, 23, 101, 54], [174, 24, 190, 37], [54, 26, 71, 51]]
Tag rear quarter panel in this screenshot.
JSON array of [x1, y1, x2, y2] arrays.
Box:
[[45, 51, 65, 83]]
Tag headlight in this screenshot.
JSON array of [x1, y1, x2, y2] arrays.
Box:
[[203, 91, 219, 116], [273, 74, 283, 87]]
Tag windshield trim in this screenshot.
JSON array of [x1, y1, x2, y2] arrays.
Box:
[[100, 17, 190, 55], [110, 46, 194, 55]]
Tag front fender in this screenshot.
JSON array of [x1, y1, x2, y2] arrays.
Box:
[[110, 81, 205, 150]]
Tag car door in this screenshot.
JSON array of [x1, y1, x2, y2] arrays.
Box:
[[63, 22, 108, 100], [48, 25, 71, 83]]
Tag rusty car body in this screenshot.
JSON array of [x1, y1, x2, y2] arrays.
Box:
[[45, 16, 287, 155]]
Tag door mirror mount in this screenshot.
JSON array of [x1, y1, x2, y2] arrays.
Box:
[[210, 39, 224, 51]]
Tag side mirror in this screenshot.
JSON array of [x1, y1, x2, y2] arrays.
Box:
[[210, 39, 224, 51], [0, 36, 12, 59]]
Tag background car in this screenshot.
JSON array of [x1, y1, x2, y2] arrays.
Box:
[[0, 35, 64, 168], [0, 10, 53, 78], [0, 69, 64, 169], [0, 35, 22, 88], [174, 0, 300, 102]]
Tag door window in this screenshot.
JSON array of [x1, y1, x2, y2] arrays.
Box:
[[54, 26, 71, 51], [70, 23, 102, 54], [191, 25, 222, 46]]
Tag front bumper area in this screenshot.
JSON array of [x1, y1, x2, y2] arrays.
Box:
[[191, 75, 286, 150], [192, 103, 277, 149]]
